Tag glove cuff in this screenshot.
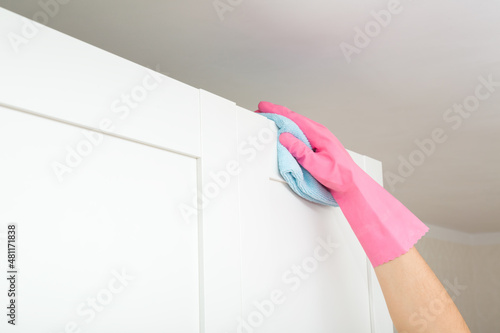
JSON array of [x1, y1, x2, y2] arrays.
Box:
[[332, 171, 429, 267]]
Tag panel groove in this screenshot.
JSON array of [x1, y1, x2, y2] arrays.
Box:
[[0, 101, 199, 159]]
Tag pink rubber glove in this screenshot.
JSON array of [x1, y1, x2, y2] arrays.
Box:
[[256, 101, 429, 267]]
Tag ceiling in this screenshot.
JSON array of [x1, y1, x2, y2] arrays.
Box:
[[1, 0, 499, 233]]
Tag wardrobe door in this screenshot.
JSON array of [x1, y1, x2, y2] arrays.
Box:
[[0, 105, 200, 332], [0, 6, 394, 332], [236, 109, 372, 333], [0, 7, 201, 157]]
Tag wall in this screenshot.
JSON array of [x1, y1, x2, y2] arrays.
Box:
[[394, 224, 500, 333]]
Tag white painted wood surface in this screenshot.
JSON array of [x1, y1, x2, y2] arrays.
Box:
[[0, 7, 392, 332], [235, 111, 371, 332], [0, 105, 200, 332], [0, 7, 201, 158], [199, 90, 242, 333]]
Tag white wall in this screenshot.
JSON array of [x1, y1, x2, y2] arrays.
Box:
[[394, 224, 500, 333]]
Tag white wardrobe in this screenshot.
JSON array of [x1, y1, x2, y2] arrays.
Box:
[[0, 7, 392, 333]]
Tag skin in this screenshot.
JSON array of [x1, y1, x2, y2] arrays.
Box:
[[374, 246, 470, 333]]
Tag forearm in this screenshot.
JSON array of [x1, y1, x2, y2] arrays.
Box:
[[374, 246, 470, 333]]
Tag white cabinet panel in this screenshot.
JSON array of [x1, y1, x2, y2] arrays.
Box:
[[236, 106, 276, 317], [0, 7, 201, 157], [368, 263, 394, 333], [199, 90, 242, 333], [364, 156, 384, 186], [238, 109, 372, 332], [0, 106, 199, 332]]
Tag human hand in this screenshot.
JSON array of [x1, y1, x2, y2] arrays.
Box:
[[256, 101, 363, 195], [256, 101, 429, 267]]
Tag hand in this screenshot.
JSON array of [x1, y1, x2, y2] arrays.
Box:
[[257, 102, 468, 332], [256, 101, 362, 194], [256, 101, 429, 268]]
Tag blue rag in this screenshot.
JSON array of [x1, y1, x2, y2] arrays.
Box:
[[259, 113, 338, 207]]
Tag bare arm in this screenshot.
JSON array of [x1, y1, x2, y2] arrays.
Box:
[[374, 246, 470, 333]]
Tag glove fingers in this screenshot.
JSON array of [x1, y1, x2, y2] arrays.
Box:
[[281, 132, 347, 191], [279, 132, 320, 174], [257, 101, 330, 150], [279, 132, 313, 162], [256, 101, 292, 116], [257, 102, 308, 128]]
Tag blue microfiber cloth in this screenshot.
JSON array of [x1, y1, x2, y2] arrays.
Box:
[[259, 113, 338, 207]]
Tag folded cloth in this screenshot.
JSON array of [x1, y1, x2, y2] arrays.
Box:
[[259, 113, 338, 206]]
